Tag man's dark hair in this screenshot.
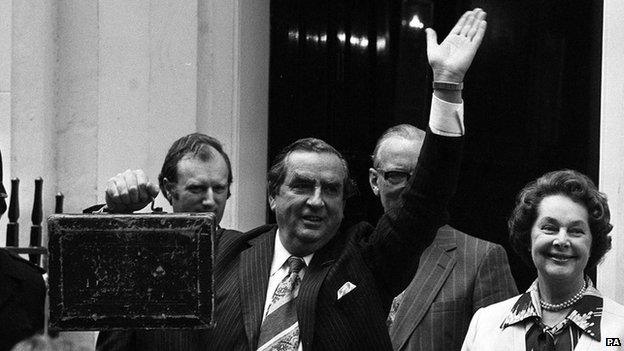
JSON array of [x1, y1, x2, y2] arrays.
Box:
[[267, 137, 356, 199], [508, 169, 613, 272], [158, 133, 233, 203]]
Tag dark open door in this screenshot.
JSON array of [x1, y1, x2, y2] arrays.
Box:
[[269, 0, 602, 291]]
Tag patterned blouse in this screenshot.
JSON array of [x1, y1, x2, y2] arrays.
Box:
[[500, 278, 602, 351]]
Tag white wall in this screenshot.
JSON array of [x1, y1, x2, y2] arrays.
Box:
[[197, 0, 269, 231], [231, 0, 270, 231], [10, 0, 57, 247], [1, 0, 270, 249], [56, 0, 99, 215], [597, 0, 624, 305], [2, 0, 270, 348]]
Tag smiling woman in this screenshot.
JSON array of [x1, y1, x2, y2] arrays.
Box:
[[529, 194, 592, 303], [462, 169, 624, 351]]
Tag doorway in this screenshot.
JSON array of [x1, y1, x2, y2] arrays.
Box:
[[268, 0, 603, 291]]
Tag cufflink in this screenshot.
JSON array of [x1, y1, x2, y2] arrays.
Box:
[[337, 282, 357, 300]]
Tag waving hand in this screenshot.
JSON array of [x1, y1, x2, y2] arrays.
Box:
[[426, 8, 487, 83]]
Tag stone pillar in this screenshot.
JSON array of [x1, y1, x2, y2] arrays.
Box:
[[597, 0, 624, 305], [197, 0, 269, 231], [10, 0, 58, 247], [95, 0, 198, 212]]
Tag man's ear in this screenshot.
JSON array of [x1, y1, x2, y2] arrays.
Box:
[[162, 178, 174, 204], [368, 168, 380, 197], [268, 194, 277, 211]]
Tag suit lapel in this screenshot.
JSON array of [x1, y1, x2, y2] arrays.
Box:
[[297, 236, 339, 350], [391, 237, 456, 350], [239, 228, 275, 350]]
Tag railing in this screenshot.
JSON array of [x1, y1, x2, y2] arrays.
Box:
[[1, 150, 62, 269]]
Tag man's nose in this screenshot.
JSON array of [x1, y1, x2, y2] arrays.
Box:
[[306, 187, 324, 208], [202, 188, 216, 208]]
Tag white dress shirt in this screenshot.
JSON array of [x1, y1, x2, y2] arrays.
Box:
[[263, 229, 314, 320], [261, 230, 313, 351], [429, 94, 464, 136]]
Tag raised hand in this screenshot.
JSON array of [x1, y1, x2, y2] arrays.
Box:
[[426, 8, 487, 83], [105, 169, 160, 213]]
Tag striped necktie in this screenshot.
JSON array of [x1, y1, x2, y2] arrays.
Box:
[[257, 256, 306, 351]]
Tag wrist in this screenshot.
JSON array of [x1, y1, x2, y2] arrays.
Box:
[[433, 89, 462, 104]]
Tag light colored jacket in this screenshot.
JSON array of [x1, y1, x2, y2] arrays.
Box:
[[461, 293, 624, 351]]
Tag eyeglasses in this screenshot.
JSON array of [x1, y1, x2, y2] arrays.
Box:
[[376, 169, 412, 186]]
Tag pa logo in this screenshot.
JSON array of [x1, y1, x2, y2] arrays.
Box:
[[606, 337, 622, 346]]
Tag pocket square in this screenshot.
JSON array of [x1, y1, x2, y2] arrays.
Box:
[[337, 282, 357, 300]]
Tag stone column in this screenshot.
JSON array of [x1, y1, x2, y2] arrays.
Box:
[[597, 0, 624, 305]]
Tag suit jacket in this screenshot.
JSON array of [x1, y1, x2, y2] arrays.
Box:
[[97, 131, 463, 351], [389, 226, 518, 351], [461, 293, 624, 351], [0, 248, 46, 351]]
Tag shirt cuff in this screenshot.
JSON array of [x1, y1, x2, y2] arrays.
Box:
[[428, 94, 464, 136], [82, 203, 109, 214]]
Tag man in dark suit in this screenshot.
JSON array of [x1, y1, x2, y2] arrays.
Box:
[[98, 9, 487, 350], [0, 149, 47, 351], [0, 249, 46, 351], [369, 124, 518, 351], [96, 133, 242, 350]]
